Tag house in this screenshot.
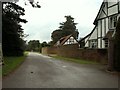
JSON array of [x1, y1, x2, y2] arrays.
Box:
[[84, 0, 120, 49], [78, 27, 95, 48], [54, 34, 79, 47]]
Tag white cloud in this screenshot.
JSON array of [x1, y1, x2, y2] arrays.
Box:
[[18, 0, 103, 42]]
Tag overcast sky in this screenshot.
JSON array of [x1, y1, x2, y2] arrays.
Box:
[[18, 0, 103, 43]]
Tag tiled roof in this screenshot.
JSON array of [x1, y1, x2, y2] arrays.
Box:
[[60, 34, 72, 45]]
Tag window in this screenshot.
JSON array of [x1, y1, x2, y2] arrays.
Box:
[[89, 39, 97, 48], [69, 37, 74, 44], [109, 16, 117, 29], [105, 39, 108, 48]]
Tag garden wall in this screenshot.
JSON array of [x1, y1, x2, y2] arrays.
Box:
[[42, 46, 57, 55], [42, 44, 108, 64]]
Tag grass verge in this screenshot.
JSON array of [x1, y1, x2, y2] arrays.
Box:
[[51, 55, 99, 65], [2, 52, 29, 76]]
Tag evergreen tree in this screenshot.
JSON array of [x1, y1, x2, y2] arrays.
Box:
[[2, 2, 27, 56], [59, 16, 79, 39], [51, 15, 79, 44]]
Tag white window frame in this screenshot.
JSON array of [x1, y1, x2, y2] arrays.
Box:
[[109, 15, 117, 29], [105, 39, 108, 48]]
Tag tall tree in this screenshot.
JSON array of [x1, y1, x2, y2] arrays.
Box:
[[51, 15, 79, 44], [59, 16, 79, 39], [2, 2, 27, 56]]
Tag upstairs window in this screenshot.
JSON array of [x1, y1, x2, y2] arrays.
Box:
[[109, 16, 117, 29]]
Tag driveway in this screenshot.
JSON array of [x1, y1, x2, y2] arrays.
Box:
[[3, 52, 119, 88]]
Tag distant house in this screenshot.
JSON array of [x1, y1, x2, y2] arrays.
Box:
[[83, 0, 120, 49], [78, 28, 95, 48], [54, 34, 79, 47]]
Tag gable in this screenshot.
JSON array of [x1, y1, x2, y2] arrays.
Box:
[[94, 0, 119, 25], [108, 0, 118, 7], [63, 36, 78, 45], [98, 2, 108, 20], [54, 34, 78, 46]]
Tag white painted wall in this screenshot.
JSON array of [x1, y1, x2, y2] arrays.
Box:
[[98, 39, 101, 48], [106, 18, 109, 33], [108, 0, 118, 7], [99, 4, 107, 19], [98, 21, 101, 38], [89, 28, 97, 40], [63, 37, 78, 45], [102, 40, 105, 48], [102, 19, 105, 37], [108, 5, 118, 16], [85, 37, 90, 47]]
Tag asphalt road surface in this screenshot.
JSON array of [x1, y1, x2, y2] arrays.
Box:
[[3, 52, 119, 88]]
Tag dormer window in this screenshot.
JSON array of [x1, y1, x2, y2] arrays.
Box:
[[109, 16, 117, 29]]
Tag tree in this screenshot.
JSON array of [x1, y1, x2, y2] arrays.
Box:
[[41, 41, 49, 47], [59, 15, 79, 39], [27, 40, 40, 52], [51, 15, 79, 45], [114, 17, 120, 71], [1, 0, 41, 8], [2, 2, 27, 56], [51, 29, 63, 44]]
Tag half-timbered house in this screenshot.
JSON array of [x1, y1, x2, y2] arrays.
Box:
[[54, 34, 79, 46], [84, 0, 120, 48]]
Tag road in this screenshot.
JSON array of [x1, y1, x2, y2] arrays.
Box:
[[3, 52, 119, 88]]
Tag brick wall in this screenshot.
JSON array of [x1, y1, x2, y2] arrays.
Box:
[[57, 44, 79, 58], [42, 44, 108, 64], [42, 46, 57, 54], [77, 49, 108, 64]]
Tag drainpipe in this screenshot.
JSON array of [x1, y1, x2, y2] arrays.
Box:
[[0, 1, 2, 65], [107, 23, 116, 71], [107, 38, 114, 71]]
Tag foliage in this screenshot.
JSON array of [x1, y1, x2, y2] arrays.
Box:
[[51, 29, 63, 44], [114, 17, 120, 71], [26, 40, 50, 52], [2, 52, 28, 76], [27, 40, 40, 52], [2, 2, 27, 56], [28, 0, 41, 8], [41, 41, 50, 47], [2, 0, 41, 8], [51, 15, 79, 45]]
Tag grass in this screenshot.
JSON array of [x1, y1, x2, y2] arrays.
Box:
[[51, 55, 99, 65], [2, 51, 29, 76]]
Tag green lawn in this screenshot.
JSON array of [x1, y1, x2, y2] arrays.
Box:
[[2, 52, 29, 76], [51, 55, 99, 64]]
